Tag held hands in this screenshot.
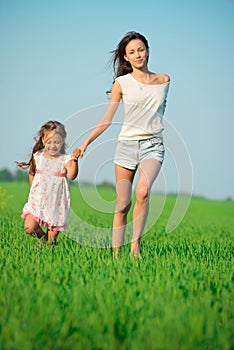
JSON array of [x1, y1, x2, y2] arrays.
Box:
[[71, 148, 81, 161], [71, 144, 87, 160]]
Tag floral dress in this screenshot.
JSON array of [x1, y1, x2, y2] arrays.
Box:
[[22, 151, 72, 231]]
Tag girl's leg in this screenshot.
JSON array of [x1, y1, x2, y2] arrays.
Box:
[[24, 214, 45, 238], [46, 230, 60, 245], [112, 164, 136, 257], [131, 159, 162, 256]]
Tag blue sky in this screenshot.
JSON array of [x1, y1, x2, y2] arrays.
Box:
[[0, 0, 234, 200]]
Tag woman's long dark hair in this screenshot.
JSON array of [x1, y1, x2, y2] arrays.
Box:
[[106, 31, 149, 95], [17, 120, 67, 174], [111, 31, 149, 79]]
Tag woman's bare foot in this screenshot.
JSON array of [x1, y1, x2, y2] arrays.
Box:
[[130, 251, 142, 259], [130, 240, 142, 259], [112, 247, 120, 260]]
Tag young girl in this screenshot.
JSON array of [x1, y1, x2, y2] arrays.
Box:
[[73, 31, 170, 258], [17, 120, 79, 244]]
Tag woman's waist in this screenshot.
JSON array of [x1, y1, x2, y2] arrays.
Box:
[[118, 131, 163, 141]]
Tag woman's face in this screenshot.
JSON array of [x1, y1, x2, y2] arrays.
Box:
[[124, 39, 149, 69]]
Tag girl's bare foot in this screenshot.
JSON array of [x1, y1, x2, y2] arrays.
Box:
[[46, 230, 59, 245]]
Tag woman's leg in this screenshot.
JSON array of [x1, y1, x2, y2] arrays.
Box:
[[112, 164, 136, 257], [131, 159, 162, 255], [24, 214, 45, 238]]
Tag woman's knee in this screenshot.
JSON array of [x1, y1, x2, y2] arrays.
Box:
[[135, 184, 149, 203], [115, 197, 132, 214]]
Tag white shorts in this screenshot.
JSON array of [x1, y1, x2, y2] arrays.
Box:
[[114, 137, 165, 170]]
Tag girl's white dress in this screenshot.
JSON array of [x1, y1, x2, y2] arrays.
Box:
[[22, 151, 72, 231]]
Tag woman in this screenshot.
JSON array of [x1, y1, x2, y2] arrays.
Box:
[[74, 31, 170, 258]]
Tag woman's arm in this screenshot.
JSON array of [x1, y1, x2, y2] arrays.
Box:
[[75, 81, 122, 157]]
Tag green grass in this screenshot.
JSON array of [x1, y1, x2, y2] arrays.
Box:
[[0, 182, 233, 350]]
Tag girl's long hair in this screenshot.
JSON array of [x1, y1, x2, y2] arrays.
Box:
[[17, 120, 67, 174]]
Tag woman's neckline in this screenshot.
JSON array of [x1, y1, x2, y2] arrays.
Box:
[[128, 73, 170, 86]]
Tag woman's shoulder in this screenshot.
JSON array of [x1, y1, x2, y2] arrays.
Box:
[[114, 74, 133, 91], [152, 73, 170, 84], [161, 74, 170, 83], [115, 73, 130, 83]]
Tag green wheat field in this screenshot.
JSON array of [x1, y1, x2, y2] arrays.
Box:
[[0, 182, 233, 350]]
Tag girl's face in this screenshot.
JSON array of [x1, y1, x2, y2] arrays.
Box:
[[43, 131, 64, 158], [124, 39, 149, 69]]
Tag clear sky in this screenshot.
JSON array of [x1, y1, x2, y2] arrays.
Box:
[[0, 0, 234, 200]]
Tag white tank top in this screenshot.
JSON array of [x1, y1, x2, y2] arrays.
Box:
[[116, 73, 170, 140]]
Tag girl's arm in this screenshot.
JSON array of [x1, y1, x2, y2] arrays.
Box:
[[29, 173, 35, 187], [74, 81, 122, 158], [65, 158, 79, 180]]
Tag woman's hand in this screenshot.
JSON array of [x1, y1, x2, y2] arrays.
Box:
[[71, 148, 82, 160], [72, 143, 86, 159]]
